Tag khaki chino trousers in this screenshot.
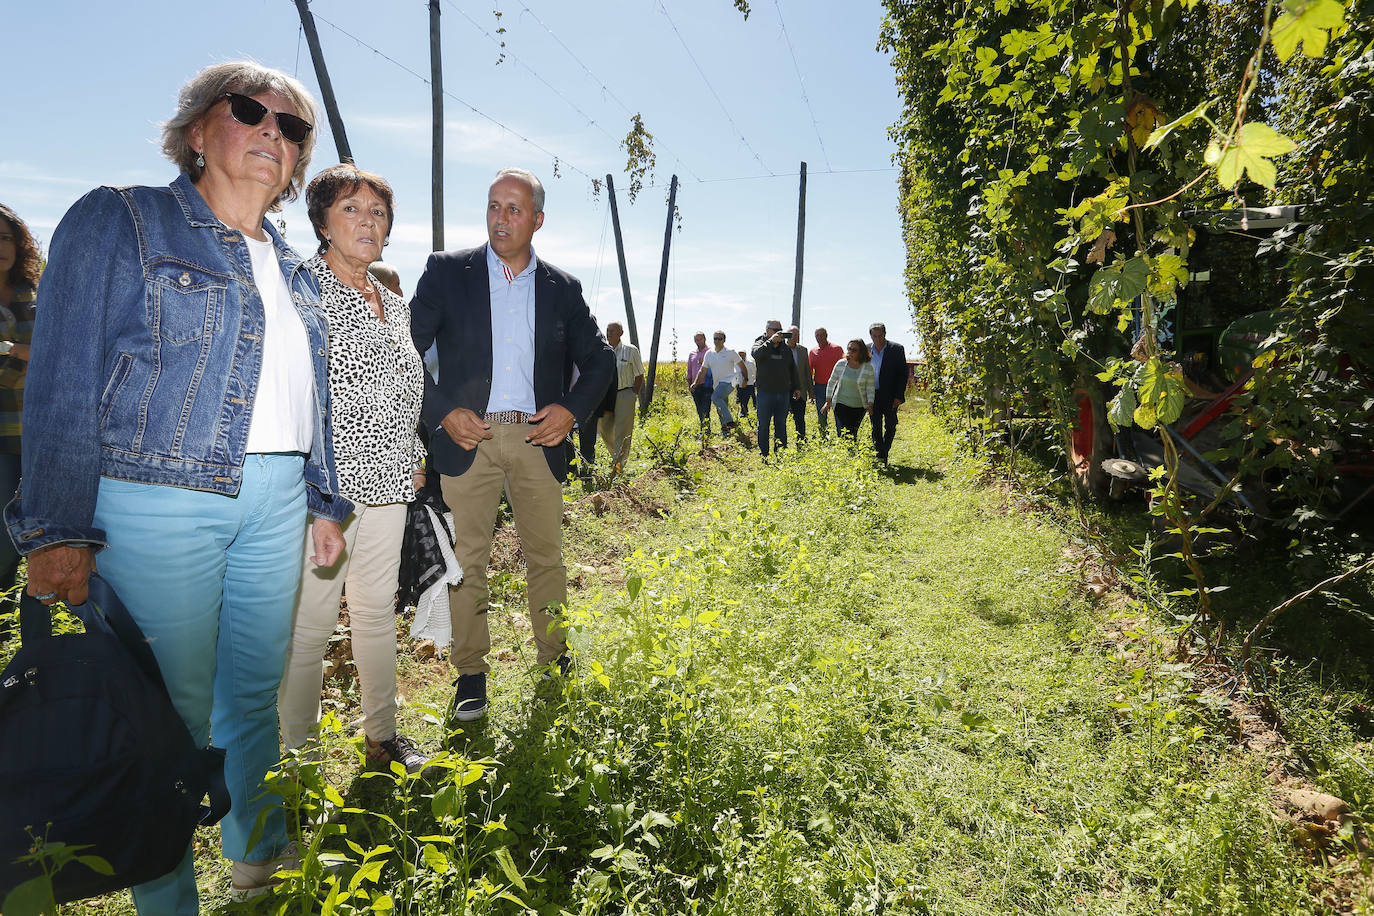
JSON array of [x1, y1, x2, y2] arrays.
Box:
[[441, 422, 568, 675], [598, 387, 637, 471], [279, 501, 408, 748]]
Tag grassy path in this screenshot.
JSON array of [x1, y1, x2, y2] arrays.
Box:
[[14, 403, 1340, 915], [431, 405, 1322, 915]]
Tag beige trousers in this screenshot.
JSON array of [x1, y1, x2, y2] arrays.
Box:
[[598, 387, 637, 470], [278, 502, 407, 748], [440, 423, 568, 675]]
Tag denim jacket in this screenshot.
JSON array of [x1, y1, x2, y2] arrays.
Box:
[[4, 173, 351, 555]]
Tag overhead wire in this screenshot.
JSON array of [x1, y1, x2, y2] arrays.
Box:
[[589, 198, 611, 315], [511, 1, 704, 183], [309, 8, 594, 180], [633, 166, 897, 189], [304, 1, 890, 189], [653, 0, 774, 177], [772, 0, 831, 172], [441, 0, 624, 148]]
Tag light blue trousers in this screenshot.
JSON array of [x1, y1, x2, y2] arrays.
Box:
[[710, 381, 735, 427], [92, 455, 307, 916]]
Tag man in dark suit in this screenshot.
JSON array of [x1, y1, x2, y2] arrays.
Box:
[[410, 168, 614, 722], [869, 322, 907, 465]]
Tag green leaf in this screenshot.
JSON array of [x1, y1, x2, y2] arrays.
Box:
[[1143, 98, 1214, 149], [75, 855, 114, 876], [493, 846, 528, 891], [1089, 256, 1149, 314], [1134, 402, 1159, 429], [1117, 258, 1149, 300], [2, 876, 56, 916], [1215, 123, 1297, 189], [1108, 385, 1138, 431], [1138, 358, 1187, 426], [1149, 254, 1189, 297], [590, 844, 619, 859], [626, 575, 642, 601], [492, 890, 532, 908], [1271, 0, 1345, 61], [421, 843, 451, 874]]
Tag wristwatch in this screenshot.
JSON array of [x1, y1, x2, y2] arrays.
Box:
[[0, 341, 13, 355]]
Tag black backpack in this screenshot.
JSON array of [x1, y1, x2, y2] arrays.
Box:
[[0, 577, 230, 905]]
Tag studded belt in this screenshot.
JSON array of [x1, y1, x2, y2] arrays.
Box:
[[485, 410, 536, 425]]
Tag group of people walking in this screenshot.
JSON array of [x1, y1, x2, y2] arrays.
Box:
[[687, 321, 909, 462], [2, 55, 913, 915], [3, 61, 616, 914]]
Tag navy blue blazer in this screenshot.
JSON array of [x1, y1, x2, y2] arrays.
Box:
[[873, 341, 908, 410], [409, 244, 615, 480]]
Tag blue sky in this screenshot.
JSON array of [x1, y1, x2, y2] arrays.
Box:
[[4, 0, 911, 361]]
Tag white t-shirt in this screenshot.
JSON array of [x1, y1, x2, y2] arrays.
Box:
[[702, 348, 741, 387], [244, 235, 315, 453]]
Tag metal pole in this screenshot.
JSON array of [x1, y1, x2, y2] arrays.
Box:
[[606, 174, 639, 349], [791, 160, 807, 329], [641, 175, 678, 415], [293, 0, 352, 163], [429, 0, 445, 252]]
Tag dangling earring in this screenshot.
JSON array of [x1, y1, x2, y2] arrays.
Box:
[[195, 151, 205, 169]]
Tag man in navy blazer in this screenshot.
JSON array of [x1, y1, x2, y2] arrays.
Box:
[[411, 168, 614, 722], [869, 322, 908, 465]]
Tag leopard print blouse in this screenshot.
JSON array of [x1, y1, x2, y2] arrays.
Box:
[[308, 255, 426, 507]]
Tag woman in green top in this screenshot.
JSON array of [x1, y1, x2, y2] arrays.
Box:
[[0, 203, 40, 592], [821, 339, 875, 441]]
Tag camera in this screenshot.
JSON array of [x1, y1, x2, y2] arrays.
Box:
[[777, 331, 792, 339]]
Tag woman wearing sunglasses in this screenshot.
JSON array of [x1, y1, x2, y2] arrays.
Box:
[[5, 61, 349, 912], [820, 339, 876, 441]]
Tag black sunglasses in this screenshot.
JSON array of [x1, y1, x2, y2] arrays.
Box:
[[218, 92, 313, 145]]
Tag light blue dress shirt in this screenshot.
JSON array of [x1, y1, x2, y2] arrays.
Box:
[[871, 342, 887, 382], [485, 243, 538, 415]]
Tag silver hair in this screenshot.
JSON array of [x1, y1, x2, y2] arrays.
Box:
[[492, 168, 545, 212], [607, 321, 624, 333], [160, 61, 320, 210], [869, 322, 887, 333]]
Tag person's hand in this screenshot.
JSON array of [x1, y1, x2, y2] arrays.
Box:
[[411, 468, 427, 490], [792, 389, 802, 401], [526, 403, 575, 446], [26, 544, 96, 606], [441, 407, 493, 450], [894, 397, 904, 408], [821, 400, 831, 415], [310, 518, 345, 568], [8, 344, 29, 361]]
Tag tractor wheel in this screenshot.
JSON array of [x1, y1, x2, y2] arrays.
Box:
[[1067, 388, 1112, 500]]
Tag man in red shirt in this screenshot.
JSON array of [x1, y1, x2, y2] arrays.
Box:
[[809, 327, 844, 435]]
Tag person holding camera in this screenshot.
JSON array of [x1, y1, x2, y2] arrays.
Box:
[[750, 319, 802, 457]]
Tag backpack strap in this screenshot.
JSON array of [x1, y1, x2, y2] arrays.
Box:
[[198, 747, 232, 827], [81, 575, 170, 694], [17, 589, 54, 648]]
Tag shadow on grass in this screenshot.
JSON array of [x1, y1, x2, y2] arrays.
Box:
[[882, 463, 945, 485]]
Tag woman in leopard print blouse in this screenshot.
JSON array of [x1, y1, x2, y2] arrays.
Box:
[[279, 165, 430, 773]]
